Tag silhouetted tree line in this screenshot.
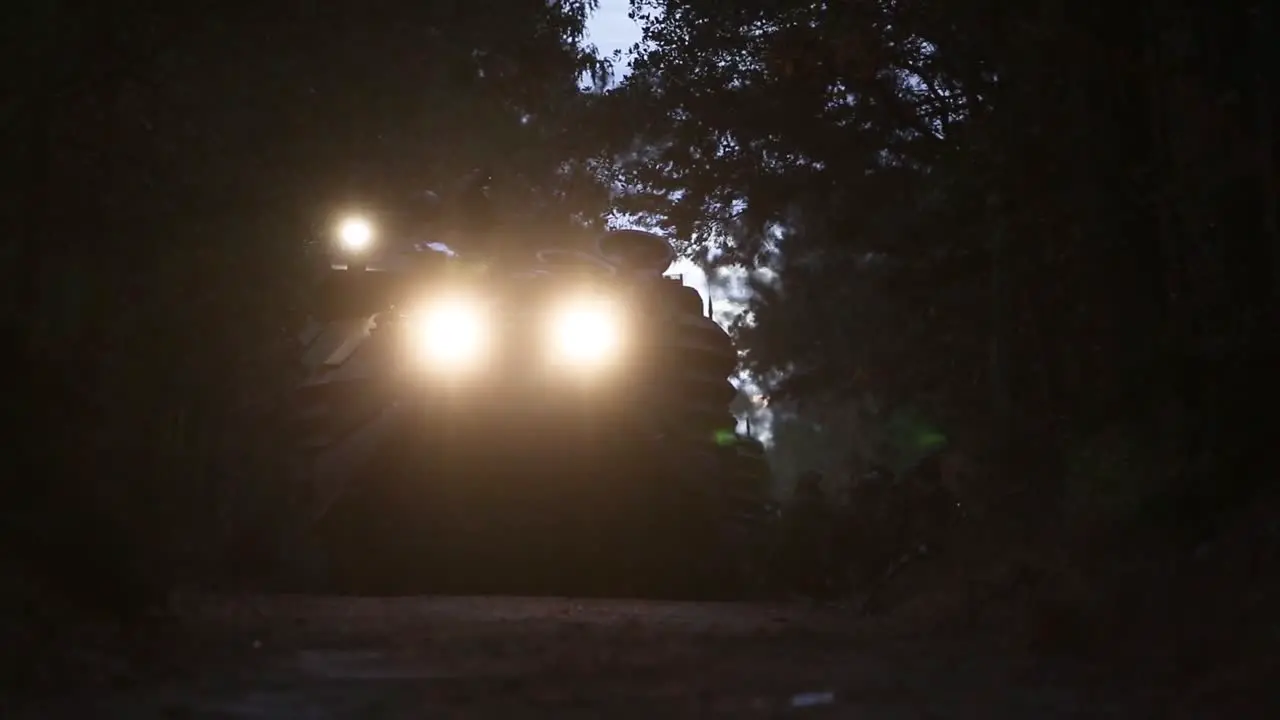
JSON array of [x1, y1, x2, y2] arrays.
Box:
[[2, 0, 1276, 617], [607, 0, 1278, 586]]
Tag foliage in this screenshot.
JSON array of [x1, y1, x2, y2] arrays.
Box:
[[611, 0, 1278, 546], [2, 0, 1275, 617]]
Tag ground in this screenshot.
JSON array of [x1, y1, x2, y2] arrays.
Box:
[[8, 495, 1278, 719], [13, 594, 1165, 719]]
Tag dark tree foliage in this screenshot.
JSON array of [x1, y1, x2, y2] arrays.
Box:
[[2, 0, 607, 611], [611, 0, 1277, 546], [2, 0, 1275, 623]]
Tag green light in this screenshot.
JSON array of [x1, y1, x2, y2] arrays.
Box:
[[713, 428, 737, 446], [915, 430, 948, 450]]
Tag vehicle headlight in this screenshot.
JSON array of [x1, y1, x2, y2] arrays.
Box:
[[548, 298, 623, 366], [336, 215, 375, 254], [406, 298, 489, 369]]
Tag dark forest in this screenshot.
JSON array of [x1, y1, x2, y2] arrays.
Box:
[[3, 0, 1277, 715]]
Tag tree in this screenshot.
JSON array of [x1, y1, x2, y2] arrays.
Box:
[[612, 0, 1278, 545]]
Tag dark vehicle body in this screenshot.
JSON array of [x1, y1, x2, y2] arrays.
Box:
[[291, 217, 773, 597]]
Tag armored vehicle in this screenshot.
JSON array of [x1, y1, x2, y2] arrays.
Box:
[[290, 193, 773, 598]]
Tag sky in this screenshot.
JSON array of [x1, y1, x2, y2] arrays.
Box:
[[584, 0, 641, 60]]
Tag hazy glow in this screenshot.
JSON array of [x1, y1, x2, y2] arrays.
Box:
[[337, 216, 374, 253], [407, 299, 488, 368], [549, 299, 622, 366]]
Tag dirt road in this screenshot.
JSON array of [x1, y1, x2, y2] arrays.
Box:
[[18, 595, 1143, 718]]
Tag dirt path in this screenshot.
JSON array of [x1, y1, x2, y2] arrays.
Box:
[[18, 595, 1141, 718]]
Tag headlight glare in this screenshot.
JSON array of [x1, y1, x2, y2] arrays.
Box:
[[337, 215, 375, 254], [549, 299, 622, 366], [407, 298, 488, 369]]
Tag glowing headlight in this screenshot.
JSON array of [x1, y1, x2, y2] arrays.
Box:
[[337, 216, 375, 254], [406, 299, 488, 369], [548, 299, 622, 365]]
